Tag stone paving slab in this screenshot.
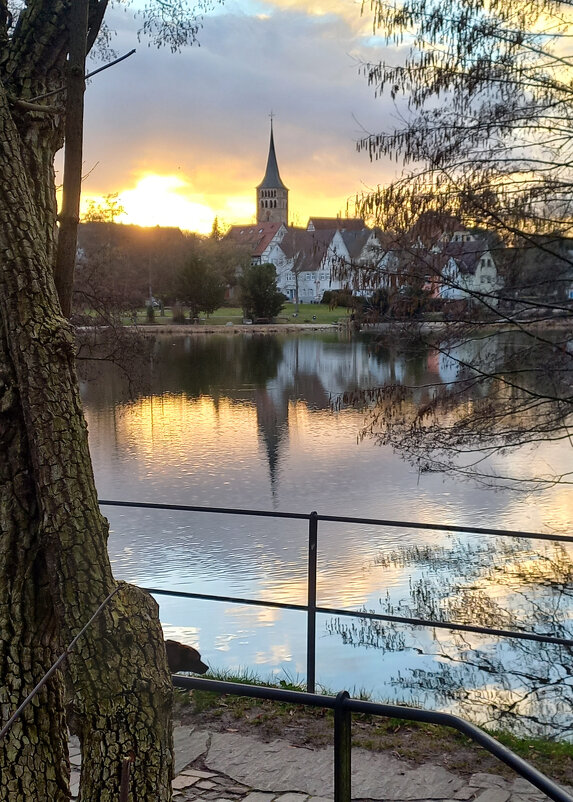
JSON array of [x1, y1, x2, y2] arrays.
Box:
[[174, 728, 211, 774], [204, 731, 466, 799], [69, 725, 573, 802]]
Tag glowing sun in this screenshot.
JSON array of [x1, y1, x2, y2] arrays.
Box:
[[91, 174, 217, 233]]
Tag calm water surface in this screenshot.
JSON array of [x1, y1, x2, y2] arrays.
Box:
[[80, 331, 573, 731]]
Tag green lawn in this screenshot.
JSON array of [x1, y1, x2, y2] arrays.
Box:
[[134, 303, 351, 326]]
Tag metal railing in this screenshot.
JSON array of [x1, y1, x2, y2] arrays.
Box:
[[2, 500, 571, 801], [100, 499, 573, 694], [172, 675, 573, 802]]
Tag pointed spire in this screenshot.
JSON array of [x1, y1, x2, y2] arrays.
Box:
[[257, 118, 287, 190]]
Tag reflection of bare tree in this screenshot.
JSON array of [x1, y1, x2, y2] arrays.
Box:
[[76, 326, 155, 400], [340, 330, 573, 490], [347, 0, 573, 491], [327, 538, 573, 739]]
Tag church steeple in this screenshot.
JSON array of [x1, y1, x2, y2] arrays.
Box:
[[257, 119, 288, 224]]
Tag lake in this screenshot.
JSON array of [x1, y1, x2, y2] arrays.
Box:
[[80, 330, 573, 738]]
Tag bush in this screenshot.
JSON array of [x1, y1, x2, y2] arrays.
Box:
[[321, 289, 355, 308], [176, 254, 226, 319]]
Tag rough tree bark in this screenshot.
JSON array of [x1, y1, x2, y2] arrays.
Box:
[[0, 3, 174, 799]]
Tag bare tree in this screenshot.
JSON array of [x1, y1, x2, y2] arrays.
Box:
[[345, 0, 573, 487]]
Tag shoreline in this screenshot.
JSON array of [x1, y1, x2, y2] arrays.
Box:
[[80, 317, 573, 336], [136, 322, 345, 335]]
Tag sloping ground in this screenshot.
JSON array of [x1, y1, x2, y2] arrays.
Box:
[[174, 691, 573, 786]]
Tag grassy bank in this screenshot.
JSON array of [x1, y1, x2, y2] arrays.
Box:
[[173, 671, 573, 786], [131, 303, 352, 327]]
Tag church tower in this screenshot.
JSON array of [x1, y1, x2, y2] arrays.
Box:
[[257, 120, 288, 224]]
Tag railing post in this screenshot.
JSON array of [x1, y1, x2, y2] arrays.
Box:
[[334, 690, 351, 802], [306, 511, 318, 694]]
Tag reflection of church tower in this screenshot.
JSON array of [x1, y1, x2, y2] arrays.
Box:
[[254, 387, 289, 506], [257, 120, 288, 224]]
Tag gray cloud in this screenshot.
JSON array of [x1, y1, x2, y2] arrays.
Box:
[[81, 3, 399, 222]]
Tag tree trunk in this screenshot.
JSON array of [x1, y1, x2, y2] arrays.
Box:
[[0, 48, 173, 802], [0, 326, 70, 801], [54, 0, 89, 318]]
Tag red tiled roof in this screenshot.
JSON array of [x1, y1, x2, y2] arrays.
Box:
[[225, 223, 284, 256]]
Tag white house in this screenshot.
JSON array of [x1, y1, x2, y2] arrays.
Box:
[[267, 227, 343, 302], [266, 222, 391, 303], [439, 236, 502, 305], [231, 126, 505, 308]]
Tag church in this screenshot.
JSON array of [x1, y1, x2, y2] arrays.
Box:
[[225, 123, 379, 303], [225, 122, 503, 307], [256, 121, 289, 225]]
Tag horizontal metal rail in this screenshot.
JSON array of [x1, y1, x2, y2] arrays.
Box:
[[144, 586, 573, 648], [99, 499, 573, 543], [172, 676, 573, 802], [100, 499, 573, 695]]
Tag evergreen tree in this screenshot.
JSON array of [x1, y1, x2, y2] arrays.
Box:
[[177, 254, 226, 319], [239, 262, 286, 320]]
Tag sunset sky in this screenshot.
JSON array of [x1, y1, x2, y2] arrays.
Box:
[[77, 0, 402, 233]]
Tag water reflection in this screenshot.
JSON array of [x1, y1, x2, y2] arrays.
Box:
[[80, 332, 573, 737], [361, 329, 573, 495]]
